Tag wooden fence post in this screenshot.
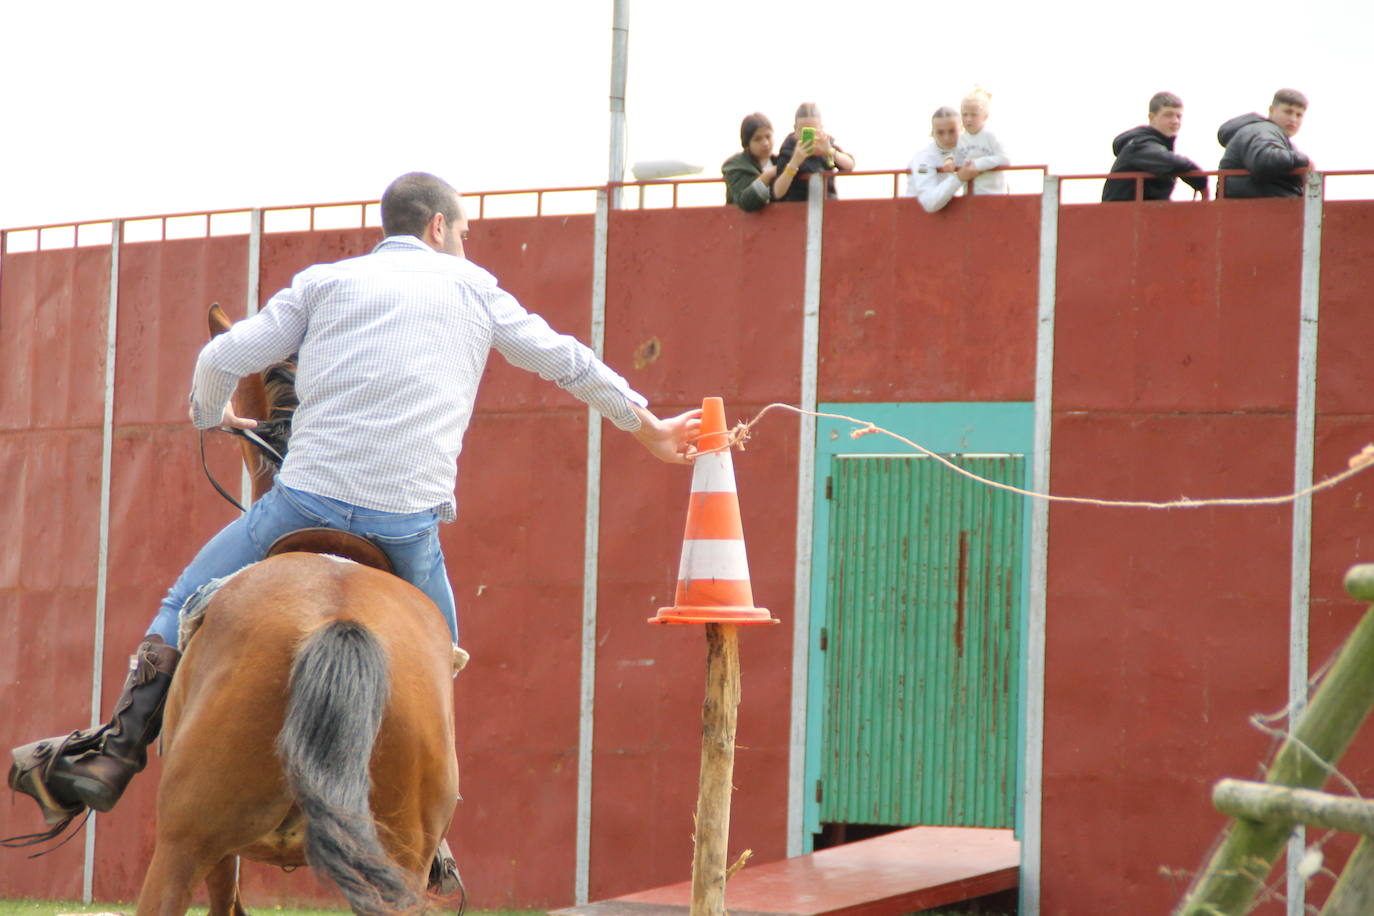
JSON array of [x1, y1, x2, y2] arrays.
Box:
[[690, 623, 742, 916], [1176, 565, 1374, 915]]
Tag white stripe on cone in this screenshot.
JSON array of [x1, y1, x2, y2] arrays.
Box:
[[678, 538, 751, 581], [690, 451, 738, 494]]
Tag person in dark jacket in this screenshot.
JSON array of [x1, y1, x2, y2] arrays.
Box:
[[722, 113, 778, 212], [1102, 92, 1208, 201], [772, 102, 855, 202], [1217, 89, 1310, 198]]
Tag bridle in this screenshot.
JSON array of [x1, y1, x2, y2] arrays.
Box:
[[199, 421, 290, 513]]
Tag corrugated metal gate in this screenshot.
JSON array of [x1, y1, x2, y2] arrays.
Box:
[[819, 454, 1023, 828]]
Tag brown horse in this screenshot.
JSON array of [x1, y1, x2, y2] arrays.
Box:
[[139, 552, 458, 916], [131, 306, 460, 915]]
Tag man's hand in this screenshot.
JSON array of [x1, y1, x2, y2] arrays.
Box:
[[956, 161, 980, 182], [938, 157, 957, 174], [760, 164, 778, 185], [220, 405, 259, 430], [631, 405, 702, 465], [189, 401, 258, 430]]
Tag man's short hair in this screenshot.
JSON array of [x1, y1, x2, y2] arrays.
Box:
[[1149, 91, 1183, 114], [381, 172, 461, 238], [931, 106, 958, 122], [1272, 88, 1308, 110]]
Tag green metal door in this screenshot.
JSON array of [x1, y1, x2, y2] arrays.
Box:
[[819, 454, 1024, 828]]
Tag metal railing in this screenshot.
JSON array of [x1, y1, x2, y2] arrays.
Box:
[[0, 201, 384, 254], [1058, 167, 1374, 201], [6, 167, 1374, 254]]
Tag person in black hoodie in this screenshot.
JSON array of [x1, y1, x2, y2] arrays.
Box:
[[772, 102, 855, 202], [1217, 89, 1310, 198], [1103, 92, 1208, 201]]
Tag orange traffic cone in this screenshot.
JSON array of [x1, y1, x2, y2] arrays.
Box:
[[650, 397, 778, 626]]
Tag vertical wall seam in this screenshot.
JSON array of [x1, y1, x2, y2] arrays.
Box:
[[1022, 177, 1059, 916], [576, 189, 610, 904], [239, 209, 263, 509], [787, 174, 824, 857], [84, 218, 121, 902], [1285, 170, 1323, 916]]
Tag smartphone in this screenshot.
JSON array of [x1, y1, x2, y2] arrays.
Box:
[[800, 126, 816, 146]]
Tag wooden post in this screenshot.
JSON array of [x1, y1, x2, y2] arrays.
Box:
[[690, 623, 742, 916], [1177, 565, 1374, 915], [1213, 780, 1374, 835], [1320, 836, 1374, 916]]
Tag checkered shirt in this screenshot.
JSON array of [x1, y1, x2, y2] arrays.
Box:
[[190, 235, 646, 521]]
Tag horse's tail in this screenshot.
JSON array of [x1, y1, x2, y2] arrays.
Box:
[[277, 620, 420, 916]]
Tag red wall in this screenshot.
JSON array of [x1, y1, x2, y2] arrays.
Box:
[[1041, 197, 1362, 915], [447, 214, 595, 907], [819, 196, 1039, 402], [590, 205, 805, 900], [5, 193, 1374, 913], [0, 246, 110, 898]]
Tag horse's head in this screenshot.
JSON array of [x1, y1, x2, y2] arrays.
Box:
[[207, 303, 297, 501]]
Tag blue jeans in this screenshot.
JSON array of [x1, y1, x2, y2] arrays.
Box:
[[146, 483, 458, 648]]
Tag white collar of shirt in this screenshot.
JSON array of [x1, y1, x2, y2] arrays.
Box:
[[374, 234, 438, 254]]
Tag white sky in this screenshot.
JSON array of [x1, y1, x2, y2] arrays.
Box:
[[3, 0, 1372, 230]]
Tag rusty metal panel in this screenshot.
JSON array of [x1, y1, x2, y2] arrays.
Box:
[[257, 228, 381, 310], [438, 214, 596, 907], [604, 205, 807, 411], [86, 235, 253, 901], [820, 455, 1022, 829], [593, 203, 804, 901], [1316, 201, 1374, 417], [4, 195, 1371, 912], [1306, 200, 1374, 899], [0, 247, 110, 897], [0, 247, 111, 430], [818, 196, 1041, 404], [113, 236, 249, 425], [1044, 199, 1304, 913], [1054, 200, 1302, 412], [469, 214, 595, 415]]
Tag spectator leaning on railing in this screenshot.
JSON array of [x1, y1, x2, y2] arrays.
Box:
[[772, 102, 855, 202], [1217, 89, 1310, 198], [904, 107, 980, 213], [722, 113, 780, 212], [955, 88, 1009, 195], [1102, 92, 1209, 202]]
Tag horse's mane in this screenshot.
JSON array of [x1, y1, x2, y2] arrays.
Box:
[[257, 360, 298, 463]]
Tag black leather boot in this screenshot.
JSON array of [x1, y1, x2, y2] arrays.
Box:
[[9, 635, 181, 817]]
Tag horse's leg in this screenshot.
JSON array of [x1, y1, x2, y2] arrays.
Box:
[[205, 856, 249, 916], [134, 844, 205, 916]]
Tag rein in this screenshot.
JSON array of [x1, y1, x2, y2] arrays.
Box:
[[200, 423, 289, 513]]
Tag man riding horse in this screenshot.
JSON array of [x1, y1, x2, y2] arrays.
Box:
[[8, 171, 700, 867]]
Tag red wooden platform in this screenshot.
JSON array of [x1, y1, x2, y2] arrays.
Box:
[[552, 826, 1019, 916]]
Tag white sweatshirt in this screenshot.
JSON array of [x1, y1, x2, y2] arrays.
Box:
[[903, 141, 964, 213], [956, 127, 1009, 194]]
